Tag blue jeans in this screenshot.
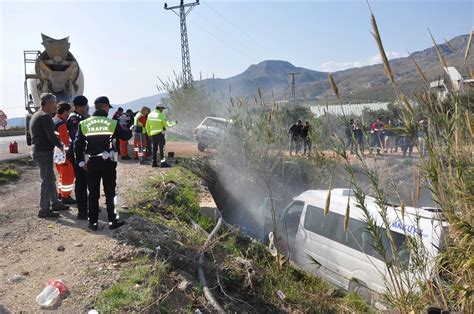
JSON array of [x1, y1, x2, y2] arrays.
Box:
[[32, 150, 60, 212], [289, 136, 301, 155], [303, 138, 311, 155]]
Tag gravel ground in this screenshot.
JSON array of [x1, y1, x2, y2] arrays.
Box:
[[0, 141, 203, 313]]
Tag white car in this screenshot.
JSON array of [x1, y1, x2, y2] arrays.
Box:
[[263, 188, 447, 307], [193, 116, 231, 152]]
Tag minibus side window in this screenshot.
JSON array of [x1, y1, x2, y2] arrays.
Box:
[[303, 205, 334, 238], [285, 201, 305, 233], [380, 230, 410, 264], [304, 205, 410, 264], [331, 214, 368, 253]]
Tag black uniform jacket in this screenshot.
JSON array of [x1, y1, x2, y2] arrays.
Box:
[[66, 111, 86, 160], [74, 109, 132, 164]]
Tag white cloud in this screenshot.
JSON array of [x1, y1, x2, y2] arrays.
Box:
[[321, 51, 408, 72]]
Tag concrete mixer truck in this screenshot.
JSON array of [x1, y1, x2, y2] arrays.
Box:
[[24, 34, 84, 145]]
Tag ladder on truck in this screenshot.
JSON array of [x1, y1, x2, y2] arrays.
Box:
[[23, 50, 41, 114]]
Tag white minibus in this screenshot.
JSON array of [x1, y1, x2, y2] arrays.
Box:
[[264, 188, 447, 305]]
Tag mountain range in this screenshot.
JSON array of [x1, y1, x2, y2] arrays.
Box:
[[7, 33, 472, 124], [197, 34, 472, 103]]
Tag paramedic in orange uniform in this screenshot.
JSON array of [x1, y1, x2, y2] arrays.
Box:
[[52, 101, 76, 204]]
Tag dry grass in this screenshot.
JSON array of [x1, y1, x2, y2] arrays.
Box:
[[369, 6, 395, 84], [410, 53, 429, 86], [330, 5, 474, 312], [328, 73, 340, 101], [463, 29, 473, 65], [429, 28, 448, 68]]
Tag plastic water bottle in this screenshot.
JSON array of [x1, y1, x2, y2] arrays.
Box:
[[36, 279, 67, 307]]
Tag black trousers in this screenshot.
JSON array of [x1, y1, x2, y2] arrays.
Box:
[[73, 162, 88, 214], [145, 134, 152, 158], [151, 133, 166, 165], [86, 158, 117, 224]]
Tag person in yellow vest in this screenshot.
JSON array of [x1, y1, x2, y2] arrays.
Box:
[[133, 106, 151, 163], [145, 103, 177, 167]]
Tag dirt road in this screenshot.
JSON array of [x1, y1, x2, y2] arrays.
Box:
[[0, 141, 203, 312]]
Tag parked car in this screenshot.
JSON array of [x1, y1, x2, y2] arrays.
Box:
[[262, 188, 447, 308], [193, 116, 231, 152]]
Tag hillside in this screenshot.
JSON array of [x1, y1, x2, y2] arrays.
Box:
[[6, 117, 26, 128], [199, 60, 327, 100], [198, 34, 472, 103], [6, 95, 166, 121], [6, 35, 471, 121], [116, 93, 166, 113]]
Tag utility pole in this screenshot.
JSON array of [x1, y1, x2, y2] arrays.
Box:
[[164, 0, 200, 87], [286, 72, 300, 101]]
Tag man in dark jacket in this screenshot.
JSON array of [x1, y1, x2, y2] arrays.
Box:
[[30, 93, 69, 218], [112, 107, 123, 121], [75, 96, 132, 230], [288, 120, 303, 156], [67, 95, 89, 219]]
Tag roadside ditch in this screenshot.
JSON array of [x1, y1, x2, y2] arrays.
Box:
[[96, 157, 370, 312]]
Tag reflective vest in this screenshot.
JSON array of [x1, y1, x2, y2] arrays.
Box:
[[134, 112, 147, 133], [145, 110, 176, 136], [80, 116, 117, 137]]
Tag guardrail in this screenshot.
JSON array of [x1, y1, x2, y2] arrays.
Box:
[[0, 129, 25, 137]]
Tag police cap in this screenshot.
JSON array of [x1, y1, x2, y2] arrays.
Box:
[[73, 95, 88, 107], [94, 96, 113, 108]]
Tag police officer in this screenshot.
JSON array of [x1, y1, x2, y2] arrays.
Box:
[[145, 103, 177, 167], [75, 96, 132, 230], [68, 95, 89, 220]]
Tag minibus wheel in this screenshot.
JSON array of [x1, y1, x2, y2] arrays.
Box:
[[349, 279, 371, 302]]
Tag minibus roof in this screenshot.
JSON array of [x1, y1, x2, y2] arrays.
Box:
[[203, 116, 231, 123], [294, 188, 446, 255], [294, 188, 444, 221]]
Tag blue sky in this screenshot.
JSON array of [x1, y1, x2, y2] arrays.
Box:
[[1, 0, 472, 117]]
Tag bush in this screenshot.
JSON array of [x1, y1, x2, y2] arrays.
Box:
[[0, 167, 20, 184]]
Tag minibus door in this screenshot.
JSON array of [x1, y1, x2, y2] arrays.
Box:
[[282, 201, 305, 258], [293, 205, 331, 276]]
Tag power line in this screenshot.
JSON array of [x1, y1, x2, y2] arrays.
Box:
[[201, 1, 266, 51], [189, 12, 254, 59], [192, 10, 257, 56], [164, 0, 200, 87]]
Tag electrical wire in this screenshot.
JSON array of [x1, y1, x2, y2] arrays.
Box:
[[192, 9, 258, 55], [187, 13, 254, 59], [202, 1, 267, 51]]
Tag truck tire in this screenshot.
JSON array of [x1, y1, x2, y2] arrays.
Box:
[[197, 142, 207, 152], [25, 114, 32, 146]]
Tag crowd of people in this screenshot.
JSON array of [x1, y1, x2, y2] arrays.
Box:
[[347, 116, 430, 157], [287, 116, 430, 158], [29, 93, 176, 230]]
